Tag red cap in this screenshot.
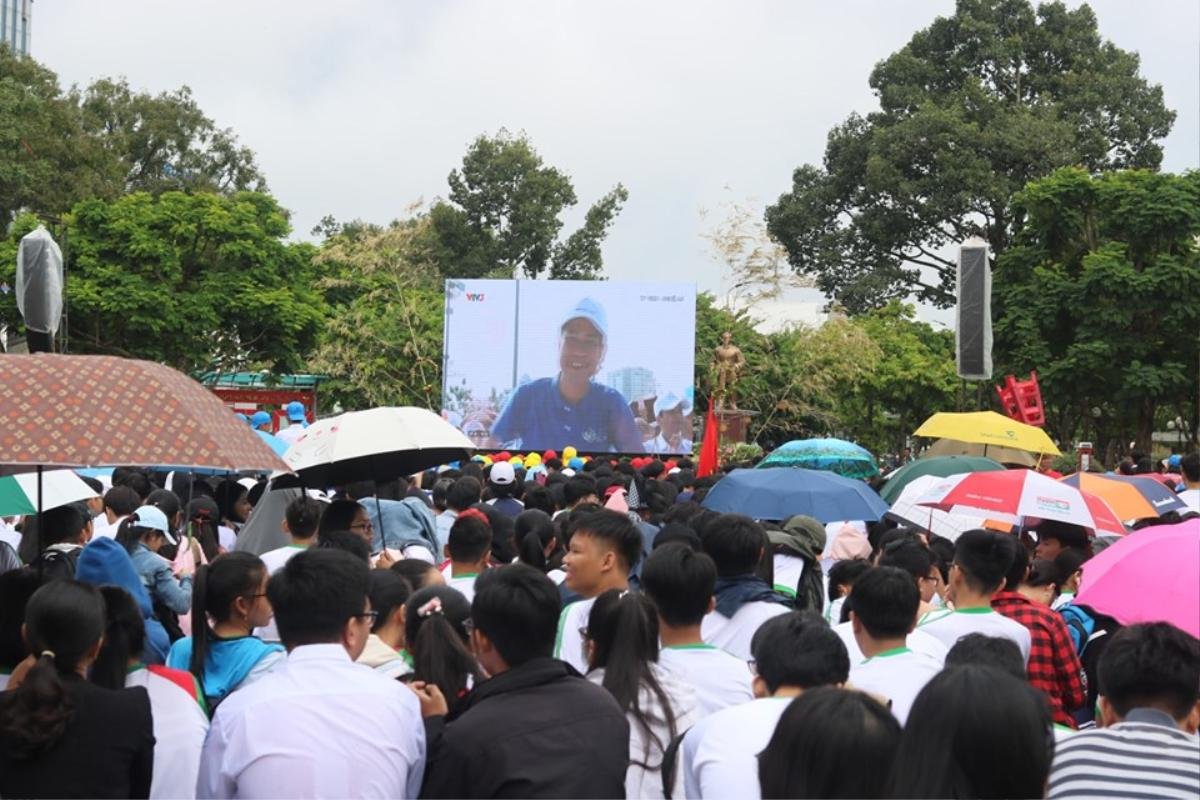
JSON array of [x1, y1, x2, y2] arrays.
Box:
[[543, 450, 557, 461]]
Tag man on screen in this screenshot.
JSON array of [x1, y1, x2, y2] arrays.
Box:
[[644, 391, 694, 454], [490, 298, 645, 453]]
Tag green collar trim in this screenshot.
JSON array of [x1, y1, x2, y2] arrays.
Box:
[[866, 646, 911, 661], [451, 572, 480, 579], [955, 606, 996, 615], [773, 584, 797, 598], [664, 643, 717, 651]]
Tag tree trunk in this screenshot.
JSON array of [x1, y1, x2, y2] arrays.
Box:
[[1134, 397, 1156, 453]]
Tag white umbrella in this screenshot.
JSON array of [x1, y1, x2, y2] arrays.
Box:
[[886, 474, 997, 542], [277, 407, 474, 487], [0, 469, 99, 516]]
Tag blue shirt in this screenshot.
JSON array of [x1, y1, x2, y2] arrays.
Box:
[[491, 376, 644, 453]]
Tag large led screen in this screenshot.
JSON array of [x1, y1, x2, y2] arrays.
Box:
[[442, 279, 696, 454]]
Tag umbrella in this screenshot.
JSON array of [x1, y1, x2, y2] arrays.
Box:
[[885, 474, 1001, 542], [278, 406, 474, 487], [878, 455, 1004, 504], [1059, 473, 1188, 521], [1075, 518, 1200, 637], [701, 468, 890, 523], [0, 354, 287, 474], [915, 470, 1125, 536], [914, 411, 1060, 456], [756, 438, 879, 479], [0, 470, 98, 516], [923, 437, 1037, 468]]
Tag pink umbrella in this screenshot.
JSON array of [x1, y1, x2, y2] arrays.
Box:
[[1075, 518, 1200, 638]]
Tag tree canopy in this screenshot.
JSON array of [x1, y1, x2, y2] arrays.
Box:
[[765, 0, 1175, 313]]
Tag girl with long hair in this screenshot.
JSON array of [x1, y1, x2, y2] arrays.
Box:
[[403, 585, 482, 713], [515, 509, 566, 583]]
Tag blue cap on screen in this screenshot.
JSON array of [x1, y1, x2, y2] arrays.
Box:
[[561, 297, 608, 343]]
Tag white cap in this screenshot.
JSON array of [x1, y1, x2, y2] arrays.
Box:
[[131, 505, 176, 545], [490, 461, 516, 485], [654, 391, 692, 418]]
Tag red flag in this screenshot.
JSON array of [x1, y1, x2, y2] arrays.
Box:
[[697, 403, 719, 478]]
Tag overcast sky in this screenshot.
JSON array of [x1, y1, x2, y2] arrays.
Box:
[[31, 0, 1200, 329]]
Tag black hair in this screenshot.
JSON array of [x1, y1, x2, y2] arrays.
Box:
[[640, 542, 716, 627], [873, 526, 925, 560], [1024, 558, 1059, 589], [563, 475, 598, 506], [246, 480, 268, 507], [317, 500, 365, 537], [701, 513, 766, 576], [945, 633, 1027, 680], [826, 558, 871, 604], [285, 496, 323, 540], [92, 585, 147, 690], [759, 687, 901, 799], [750, 612, 850, 693], [0, 581, 106, 759], [213, 479, 249, 525], [79, 475, 104, 497], [850, 566, 920, 640], [1035, 519, 1091, 552], [318, 530, 372, 563], [446, 477, 483, 512], [0, 568, 40, 670], [1003, 541, 1032, 590], [927, 535, 954, 580], [184, 497, 222, 561], [469, 503, 517, 564], [268, 548, 370, 648], [460, 463, 484, 482], [405, 585, 482, 704], [1053, 548, 1087, 586], [569, 509, 644, 573], [472, 564, 560, 668], [887, 665, 1052, 799], [431, 478, 454, 511], [652, 522, 703, 552], [521, 484, 556, 515], [391, 558, 441, 591], [953, 529, 1019, 596], [116, 471, 152, 501], [1097, 622, 1200, 720], [586, 589, 678, 770], [448, 514, 492, 563], [38, 503, 87, 547], [114, 509, 170, 555], [878, 539, 934, 583], [188, 552, 267, 694], [367, 569, 412, 633], [515, 509, 560, 572], [1181, 452, 1200, 482]]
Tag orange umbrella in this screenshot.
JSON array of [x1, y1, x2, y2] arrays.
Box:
[[1059, 473, 1185, 521]]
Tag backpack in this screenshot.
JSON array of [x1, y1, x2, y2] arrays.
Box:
[[31, 546, 81, 582], [1060, 603, 1097, 655]]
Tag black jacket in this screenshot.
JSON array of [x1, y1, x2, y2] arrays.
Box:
[[421, 657, 629, 799]]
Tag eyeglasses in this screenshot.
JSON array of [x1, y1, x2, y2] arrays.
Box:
[[245, 592, 269, 600], [350, 521, 373, 531], [352, 610, 379, 623], [919, 574, 939, 584]]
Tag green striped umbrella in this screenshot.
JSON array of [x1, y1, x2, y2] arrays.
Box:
[[0, 470, 99, 516], [878, 455, 1005, 504]]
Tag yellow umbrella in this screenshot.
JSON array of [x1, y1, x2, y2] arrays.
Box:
[[914, 411, 1060, 456]]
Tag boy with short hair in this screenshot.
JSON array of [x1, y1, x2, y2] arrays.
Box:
[[641, 542, 753, 717], [846, 566, 943, 725], [444, 511, 492, 603], [918, 529, 1032, 662], [553, 509, 643, 673]]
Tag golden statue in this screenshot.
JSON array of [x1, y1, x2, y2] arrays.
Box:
[[711, 331, 746, 410]]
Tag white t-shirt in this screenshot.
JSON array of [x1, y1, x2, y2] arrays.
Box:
[[917, 607, 1033, 663], [254, 545, 307, 643], [1179, 488, 1200, 513], [847, 647, 943, 726], [217, 525, 237, 552], [274, 423, 307, 445], [701, 601, 791, 662], [682, 697, 792, 800], [554, 596, 598, 674], [126, 666, 209, 800], [445, 572, 480, 604], [658, 644, 754, 719], [771, 553, 805, 598], [92, 514, 128, 539], [835, 620, 949, 665]]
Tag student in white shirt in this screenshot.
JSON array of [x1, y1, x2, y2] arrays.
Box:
[[443, 510, 492, 603], [846, 566, 943, 725], [197, 548, 425, 799], [681, 612, 851, 800], [357, 569, 413, 679], [641, 542, 753, 718], [254, 497, 323, 643], [272, 401, 309, 446], [918, 529, 1032, 662], [554, 509, 645, 674], [93, 485, 139, 539], [698, 515, 790, 661], [435, 477, 482, 553]]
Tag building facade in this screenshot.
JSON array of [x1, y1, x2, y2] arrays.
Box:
[[1, 0, 32, 56]]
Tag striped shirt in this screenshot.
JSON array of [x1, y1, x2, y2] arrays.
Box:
[[1048, 708, 1200, 800]]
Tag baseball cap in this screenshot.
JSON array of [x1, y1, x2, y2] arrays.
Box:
[[490, 461, 516, 485], [561, 297, 608, 343], [285, 401, 307, 422], [654, 391, 692, 418], [250, 410, 272, 428], [568, 457, 584, 470], [131, 504, 176, 545]]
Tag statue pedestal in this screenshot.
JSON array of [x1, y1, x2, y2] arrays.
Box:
[[715, 408, 757, 445]]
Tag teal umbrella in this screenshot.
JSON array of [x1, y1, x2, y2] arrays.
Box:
[[878, 455, 1005, 504], [0, 470, 99, 516], [756, 438, 879, 480]]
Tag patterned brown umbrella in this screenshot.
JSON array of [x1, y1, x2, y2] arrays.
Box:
[[0, 354, 289, 473]]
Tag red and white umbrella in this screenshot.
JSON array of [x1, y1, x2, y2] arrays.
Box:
[[915, 470, 1126, 536]]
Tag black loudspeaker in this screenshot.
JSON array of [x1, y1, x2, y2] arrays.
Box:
[[956, 239, 992, 380]]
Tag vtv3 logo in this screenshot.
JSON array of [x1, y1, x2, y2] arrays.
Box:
[[466, 293, 486, 302]]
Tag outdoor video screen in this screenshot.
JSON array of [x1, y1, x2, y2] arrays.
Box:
[[442, 279, 697, 454]]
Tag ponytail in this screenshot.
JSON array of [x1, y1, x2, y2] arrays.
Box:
[[405, 586, 481, 704], [114, 513, 153, 555], [518, 530, 547, 571], [189, 561, 210, 696], [515, 510, 558, 574], [0, 581, 105, 759], [92, 586, 147, 690], [186, 552, 266, 698]]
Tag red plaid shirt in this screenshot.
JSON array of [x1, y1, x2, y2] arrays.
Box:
[[992, 591, 1086, 727]]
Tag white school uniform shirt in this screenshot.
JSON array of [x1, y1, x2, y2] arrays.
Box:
[[445, 572, 480, 603], [771, 553, 805, 598], [197, 644, 425, 800], [847, 647, 943, 726], [554, 596, 598, 674], [92, 514, 127, 539], [253, 545, 307, 643], [682, 696, 792, 800], [274, 423, 307, 446], [701, 601, 791, 662], [917, 606, 1033, 663], [658, 644, 755, 719], [126, 666, 209, 800], [834, 620, 949, 665]]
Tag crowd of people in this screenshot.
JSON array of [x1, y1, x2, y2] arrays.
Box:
[[0, 447, 1197, 799]]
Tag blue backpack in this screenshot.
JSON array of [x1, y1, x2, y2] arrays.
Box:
[[1060, 603, 1098, 655]]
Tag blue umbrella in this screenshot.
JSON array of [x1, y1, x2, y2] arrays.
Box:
[[702, 468, 889, 522], [756, 438, 879, 479]]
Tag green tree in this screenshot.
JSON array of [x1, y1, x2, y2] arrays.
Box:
[[765, 0, 1174, 313], [309, 217, 445, 410], [17, 190, 325, 373], [428, 130, 628, 279], [994, 167, 1200, 453]]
